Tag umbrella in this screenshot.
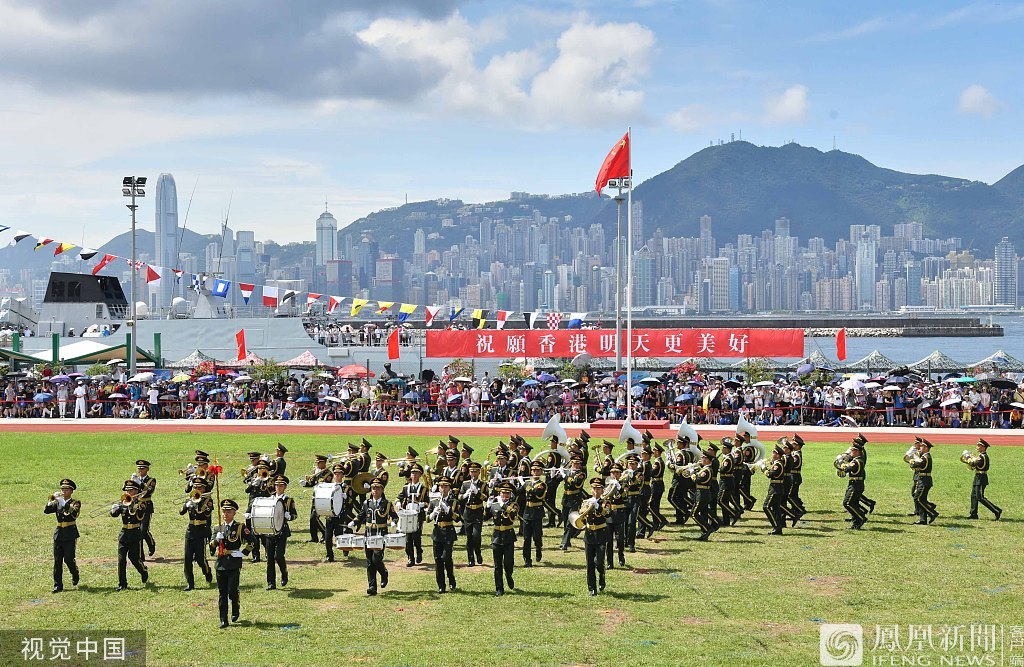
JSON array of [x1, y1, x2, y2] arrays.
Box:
[[545, 381, 562, 388], [452, 376, 472, 383], [753, 380, 775, 387], [571, 352, 593, 368], [159, 393, 177, 400], [128, 372, 154, 383], [1010, 402, 1024, 409], [561, 378, 576, 385], [234, 376, 254, 384], [106, 358, 124, 365], [49, 374, 71, 383], [402, 391, 418, 400], [886, 376, 910, 385], [796, 363, 815, 377], [674, 394, 694, 403], [108, 393, 127, 399], [387, 378, 406, 385], [511, 397, 526, 405], [687, 379, 706, 387], [318, 372, 335, 379], [197, 375, 218, 383], [295, 396, 313, 403], [630, 385, 646, 397], [207, 388, 228, 396], [323, 396, 343, 404], [953, 376, 976, 384], [536, 373, 557, 383], [521, 379, 539, 387], [33, 392, 54, 402], [543, 395, 562, 406], [349, 397, 369, 407], [881, 385, 902, 392], [171, 373, 191, 383], [526, 400, 541, 409], [840, 379, 865, 391], [447, 394, 463, 404], [988, 378, 1017, 389], [638, 377, 660, 386], [598, 377, 615, 386], [338, 364, 374, 378], [724, 379, 743, 388], [864, 382, 881, 390]]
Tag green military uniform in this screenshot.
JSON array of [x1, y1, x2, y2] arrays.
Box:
[[298, 454, 332, 543], [583, 477, 610, 596], [110, 480, 148, 590], [262, 475, 297, 589], [397, 465, 428, 565], [521, 464, 546, 566], [968, 439, 1002, 520], [354, 478, 397, 595], [762, 446, 786, 535], [909, 440, 938, 525], [559, 456, 586, 550], [180, 479, 213, 590], [45, 479, 81, 592], [488, 484, 519, 596], [210, 499, 253, 628], [458, 462, 487, 565], [839, 446, 868, 529], [429, 477, 458, 593], [132, 459, 157, 559]]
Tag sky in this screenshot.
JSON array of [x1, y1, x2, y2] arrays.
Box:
[[0, 0, 1022, 247]]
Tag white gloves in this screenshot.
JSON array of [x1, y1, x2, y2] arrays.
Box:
[[215, 531, 224, 540], [348, 521, 356, 529], [185, 500, 194, 509], [110, 503, 119, 512], [230, 550, 244, 558], [243, 512, 251, 520], [285, 513, 292, 520]]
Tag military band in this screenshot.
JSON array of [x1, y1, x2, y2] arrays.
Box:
[[582, 477, 610, 596], [299, 454, 331, 543], [428, 476, 458, 593], [458, 462, 487, 565], [132, 459, 158, 559], [397, 464, 428, 566], [110, 478, 149, 590], [907, 437, 938, 525], [521, 461, 547, 566]]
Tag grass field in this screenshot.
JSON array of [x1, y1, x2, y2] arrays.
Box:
[[1, 432, 1021, 667]]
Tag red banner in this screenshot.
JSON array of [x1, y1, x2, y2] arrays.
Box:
[[425, 328, 804, 358]]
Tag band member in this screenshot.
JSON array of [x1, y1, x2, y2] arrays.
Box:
[[777, 439, 799, 525], [560, 454, 586, 550], [459, 443, 475, 478], [605, 464, 628, 567], [428, 476, 458, 593], [180, 478, 213, 590], [357, 438, 372, 475], [582, 477, 610, 596], [595, 440, 614, 476], [737, 434, 757, 511], [397, 464, 429, 566], [241, 451, 261, 482], [459, 462, 487, 565], [541, 430, 567, 528], [648, 443, 668, 531], [504, 440, 521, 472], [438, 450, 462, 492], [963, 438, 1000, 519], [910, 438, 938, 525], [692, 450, 717, 540], [623, 454, 643, 552], [269, 444, 288, 477], [488, 448, 512, 489], [262, 475, 297, 589], [717, 440, 740, 527], [132, 459, 157, 558], [110, 480, 148, 590], [324, 463, 354, 562], [668, 437, 696, 524], [763, 445, 786, 536], [487, 482, 518, 596], [705, 442, 721, 528], [45, 478, 81, 593], [299, 454, 331, 543], [838, 442, 868, 529], [521, 461, 547, 566], [370, 452, 390, 487], [635, 446, 655, 539], [244, 459, 272, 562], [210, 499, 252, 628], [185, 452, 211, 494], [354, 477, 397, 595], [428, 442, 446, 479], [727, 441, 746, 522], [853, 435, 876, 515], [516, 439, 533, 468], [789, 435, 806, 521], [396, 447, 419, 481]]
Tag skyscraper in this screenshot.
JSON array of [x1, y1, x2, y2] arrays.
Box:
[[315, 208, 338, 265], [154, 173, 178, 308], [699, 215, 715, 259], [855, 232, 877, 309], [994, 237, 1017, 306]]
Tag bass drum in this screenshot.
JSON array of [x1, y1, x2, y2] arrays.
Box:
[[250, 497, 284, 535], [313, 483, 344, 517]]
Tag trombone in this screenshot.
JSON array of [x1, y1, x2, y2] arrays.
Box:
[[88, 492, 136, 517]]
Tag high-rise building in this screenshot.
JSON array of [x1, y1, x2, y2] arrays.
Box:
[[710, 257, 730, 312], [631, 200, 645, 249], [994, 237, 1017, 306], [775, 217, 791, 238], [154, 173, 178, 308], [699, 215, 715, 259], [855, 232, 876, 309], [632, 245, 656, 307], [315, 209, 338, 266]]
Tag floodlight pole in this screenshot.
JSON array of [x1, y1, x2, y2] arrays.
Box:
[[124, 177, 146, 377]]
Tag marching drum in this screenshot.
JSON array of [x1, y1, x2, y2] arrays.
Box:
[[312, 482, 343, 517], [335, 534, 354, 550], [250, 497, 284, 535], [350, 534, 365, 549], [384, 533, 407, 550], [365, 535, 385, 550], [397, 508, 420, 534]]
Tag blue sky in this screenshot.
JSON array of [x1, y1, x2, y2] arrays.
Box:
[[0, 0, 1020, 247]]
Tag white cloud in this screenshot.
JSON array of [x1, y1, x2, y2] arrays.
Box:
[[666, 105, 709, 133], [763, 85, 809, 123], [957, 84, 1002, 118]]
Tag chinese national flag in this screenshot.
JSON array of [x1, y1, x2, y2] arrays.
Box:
[[235, 329, 247, 362], [836, 327, 847, 362], [595, 131, 630, 193], [387, 328, 400, 360]]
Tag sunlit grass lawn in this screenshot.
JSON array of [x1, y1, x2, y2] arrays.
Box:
[[1, 432, 1021, 667]]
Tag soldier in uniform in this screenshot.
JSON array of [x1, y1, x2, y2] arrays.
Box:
[[261, 475, 297, 589], [244, 459, 272, 562], [396, 446, 419, 481], [763, 445, 786, 536], [717, 439, 740, 527], [604, 464, 628, 567], [595, 440, 615, 477], [209, 499, 252, 628], [778, 438, 799, 526], [967, 438, 1002, 520], [354, 477, 397, 595], [705, 442, 721, 529], [582, 477, 610, 596], [487, 482, 519, 596], [668, 438, 695, 524], [623, 454, 643, 552], [370, 452, 390, 487], [110, 479, 148, 590], [397, 464, 429, 566], [439, 450, 462, 492], [45, 478, 81, 593], [488, 448, 512, 490], [789, 434, 807, 522], [853, 435, 876, 516], [737, 434, 758, 511], [516, 439, 533, 469], [270, 443, 288, 477], [648, 443, 668, 531], [458, 462, 487, 565], [838, 442, 868, 529], [323, 463, 353, 562], [692, 450, 716, 540], [635, 446, 655, 539], [428, 476, 458, 593], [459, 443, 475, 479], [132, 459, 158, 559], [299, 454, 331, 543], [559, 454, 586, 550], [180, 478, 214, 590], [521, 461, 547, 566], [910, 438, 938, 525]]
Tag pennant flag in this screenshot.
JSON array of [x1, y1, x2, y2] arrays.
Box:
[[212, 279, 231, 298], [78, 249, 98, 261], [34, 237, 54, 250], [0, 225, 9, 234], [262, 285, 279, 308], [472, 308, 488, 329], [328, 295, 343, 314], [425, 305, 443, 327], [595, 131, 630, 193], [191, 274, 204, 293], [306, 293, 322, 308], [449, 306, 465, 322], [145, 265, 164, 286], [567, 312, 587, 329], [235, 329, 247, 362], [53, 242, 76, 256], [387, 328, 400, 360], [350, 298, 368, 316], [133, 259, 144, 271], [836, 327, 847, 362], [546, 312, 562, 330], [172, 269, 183, 283], [12, 231, 31, 246], [398, 303, 417, 323], [524, 312, 540, 330], [496, 310, 511, 330], [238, 282, 254, 304], [376, 301, 394, 314], [281, 290, 297, 304], [92, 254, 116, 275]]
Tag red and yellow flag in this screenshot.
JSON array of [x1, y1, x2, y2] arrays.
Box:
[[595, 132, 630, 193]]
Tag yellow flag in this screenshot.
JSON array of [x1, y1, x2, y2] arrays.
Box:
[[350, 298, 368, 317], [376, 301, 394, 314]]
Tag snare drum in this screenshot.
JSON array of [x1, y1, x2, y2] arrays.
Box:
[[335, 534, 354, 550], [364, 535, 384, 550], [350, 534, 365, 550], [397, 508, 420, 534], [385, 533, 407, 550], [312, 482, 343, 517], [250, 497, 284, 535]]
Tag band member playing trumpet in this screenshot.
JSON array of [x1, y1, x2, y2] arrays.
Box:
[[838, 442, 867, 529], [909, 438, 937, 525], [132, 459, 158, 559], [353, 477, 397, 596], [261, 475, 297, 589], [244, 459, 272, 563], [180, 478, 213, 590], [605, 464, 628, 567], [438, 450, 462, 493], [717, 440, 740, 527], [396, 447, 419, 481], [668, 437, 695, 524], [210, 499, 253, 628], [966, 438, 1002, 520], [522, 461, 547, 566], [649, 443, 668, 531], [582, 477, 610, 596], [623, 454, 643, 552], [737, 433, 757, 511], [429, 476, 458, 593], [371, 452, 390, 488], [559, 454, 586, 551], [270, 443, 288, 477], [487, 482, 518, 596], [397, 464, 429, 566], [185, 452, 210, 494], [692, 450, 716, 541], [595, 440, 614, 477], [459, 462, 487, 566], [763, 445, 786, 536], [111, 479, 148, 590], [299, 454, 331, 543], [635, 446, 655, 539], [45, 478, 81, 593], [853, 435, 876, 516]]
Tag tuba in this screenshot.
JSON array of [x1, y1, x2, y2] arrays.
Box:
[[833, 451, 850, 477], [959, 450, 977, 468], [903, 445, 921, 466]]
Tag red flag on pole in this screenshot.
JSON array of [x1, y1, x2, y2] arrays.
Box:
[[836, 327, 847, 362], [387, 328, 400, 360], [595, 132, 630, 193], [235, 329, 247, 362]]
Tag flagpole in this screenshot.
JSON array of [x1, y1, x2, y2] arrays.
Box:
[[614, 191, 624, 374], [625, 126, 633, 422]]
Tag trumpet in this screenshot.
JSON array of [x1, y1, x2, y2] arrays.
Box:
[[49, 490, 63, 502], [903, 445, 921, 465], [178, 464, 197, 476]]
